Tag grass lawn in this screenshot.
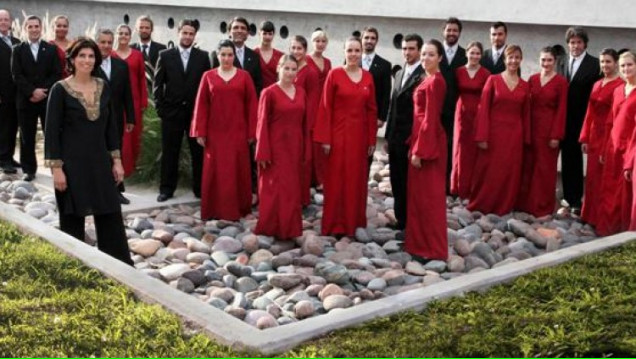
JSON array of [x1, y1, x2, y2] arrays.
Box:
[[0, 220, 634, 357]]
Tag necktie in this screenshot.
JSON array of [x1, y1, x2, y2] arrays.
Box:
[[446, 48, 454, 61], [569, 58, 576, 80], [237, 47, 244, 67], [493, 50, 499, 64], [2, 36, 11, 47], [142, 44, 149, 60], [181, 50, 189, 70], [401, 68, 411, 88], [364, 55, 372, 70]]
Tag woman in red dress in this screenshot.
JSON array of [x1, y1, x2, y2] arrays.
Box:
[[517, 46, 568, 217], [405, 39, 448, 262], [255, 55, 307, 239], [191, 40, 258, 221], [307, 30, 333, 187], [254, 21, 283, 90], [50, 15, 71, 77], [597, 51, 636, 235], [113, 24, 147, 177], [290, 35, 320, 206], [468, 45, 530, 215], [579, 48, 622, 226], [451, 41, 490, 199], [314, 37, 377, 236]]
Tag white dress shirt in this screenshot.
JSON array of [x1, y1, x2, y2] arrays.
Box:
[[492, 46, 504, 64], [29, 39, 40, 60], [101, 56, 111, 80], [401, 62, 420, 87], [235, 45, 245, 67], [569, 51, 587, 80], [444, 42, 459, 64], [362, 52, 375, 71]]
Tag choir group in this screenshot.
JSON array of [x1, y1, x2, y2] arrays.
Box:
[[0, 10, 633, 264]]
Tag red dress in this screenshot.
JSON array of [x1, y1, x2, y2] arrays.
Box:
[[50, 41, 69, 78], [295, 65, 321, 205], [307, 55, 332, 185], [255, 85, 307, 238], [191, 69, 258, 220], [468, 75, 530, 215], [596, 84, 636, 236], [517, 73, 568, 216], [314, 68, 377, 236], [405, 72, 448, 260], [254, 47, 283, 89], [450, 66, 490, 199], [579, 77, 623, 225], [112, 49, 148, 176]]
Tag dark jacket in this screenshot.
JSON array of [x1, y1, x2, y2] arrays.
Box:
[[11, 40, 62, 109], [0, 35, 20, 103], [97, 56, 135, 138], [385, 63, 424, 144], [566, 53, 601, 136], [367, 53, 392, 121]]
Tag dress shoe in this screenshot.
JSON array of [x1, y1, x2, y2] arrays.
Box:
[[410, 254, 431, 265], [1, 164, 17, 174], [157, 193, 172, 202], [22, 173, 35, 182], [119, 192, 131, 205]]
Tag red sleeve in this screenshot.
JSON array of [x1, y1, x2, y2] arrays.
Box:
[[244, 73, 258, 141], [138, 52, 148, 109], [366, 73, 378, 147], [550, 77, 568, 140], [314, 69, 336, 145], [579, 81, 599, 143], [602, 89, 620, 158], [474, 76, 495, 142], [190, 73, 211, 138], [255, 88, 272, 161], [413, 75, 446, 159]]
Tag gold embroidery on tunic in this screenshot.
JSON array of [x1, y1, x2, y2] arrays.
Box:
[[44, 159, 64, 168], [60, 78, 103, 121]]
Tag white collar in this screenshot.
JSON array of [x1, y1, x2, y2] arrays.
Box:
[[444, 42, 459, 53], [492, 45, 505, 55], [404, 61, 420, 73], [570, 51, 587, 62], [140, 40, 151, 47], [364, 52, 375, 58], [29, 38, 41, 46], [179, 45, 192, 54], [102, 56, 111, 64]]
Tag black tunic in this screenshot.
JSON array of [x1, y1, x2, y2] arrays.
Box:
[[45, 78, 121, 216]]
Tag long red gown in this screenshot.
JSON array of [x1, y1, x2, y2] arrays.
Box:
[[255, 85, 307, 238], [579, 77, 623, 225], [191, 69, 258, 220], [254, 47, 283, 89], [50, 41, 69, 78], [307, 55, 332, 185], [450, 66, 490, 199], [468, 74, 531, 216], [295, 65, 321, 205], [112, 49, 147, 176], [596, 84, 636, 236], [314, 67, 377, 236], [405, 72, 448, 261], [516, 73, 568, 217]]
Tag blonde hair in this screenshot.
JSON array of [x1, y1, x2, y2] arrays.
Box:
[[504, 44, 523, 59], [619, 50, 636, 64], [311, 30, 328, 43], [52, 15, 69, 26]]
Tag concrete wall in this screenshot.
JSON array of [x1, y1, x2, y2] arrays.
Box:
[[5, 0, 636, 77]]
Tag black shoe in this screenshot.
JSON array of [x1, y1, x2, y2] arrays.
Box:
[[119, 192, 131, 205], [22, 173, 35, 181], [157, 193, 172, 202], [410, 254, 431, 265], [11, 159, 21, 168], [1, 164, 17, 174]]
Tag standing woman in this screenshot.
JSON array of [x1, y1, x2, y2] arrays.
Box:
[[290, 35, 320, 206], [254, 21, 283, 89], [405, 40, 448, 262], [597, 51, 636, 235], [450, 41, 490, 199], [44, 38, 132, 265], [191, 40, 258, 221], [50, 15, 71, 77], [517, 46, 568, 217], [314, 37, 377, 236], [468, 45, 530, 215], [579, 49, 622, 225], [255, 55, 307, 239], [113, 24, 147, 177]]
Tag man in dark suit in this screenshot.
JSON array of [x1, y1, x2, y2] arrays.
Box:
[[440, 17, 468, 194], [96, 28, 136, 204], [562, 26, 601, 213], [0, 9, 21, 174], [11, 15, 62, 181], [154, 19, 211, 202], [131, 15, 167, 91], [480, 21, 508, 75], [385, 34, 424, 231]]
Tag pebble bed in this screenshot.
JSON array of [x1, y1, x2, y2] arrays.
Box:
[[0, 153, 598, 329]]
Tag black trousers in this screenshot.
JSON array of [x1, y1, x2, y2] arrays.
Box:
[[160, 114, 202, 196], [59, 211, 133, 265], [388, 140, 409, 230], [18, 101, 47, 175], [442, 112, 454, 195], [0, 101, 18, 165], [561, 135, 584, 208]]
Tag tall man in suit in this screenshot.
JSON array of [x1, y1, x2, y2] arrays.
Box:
[[96, 28, 136, 204], [0, 9, 21, 174], [480, 21, 508, 75], [11, 15, 62, 181], [154, 19, 211, 202], [440, 17, 468, 194], [562, 26, 601, 213], [362, 26, 392, 170], [131, 15, 167, 91], [385, 34, 424, 231]]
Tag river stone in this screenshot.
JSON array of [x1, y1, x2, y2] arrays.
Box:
[[252, 296, 274, 310], [447, 255, 465, 273], [170, 278, 195, 293], [526, 229, 548, 248], [286, 291, 311, 304], [353, 271, 376, 285], [355, 227, 371, 243], [208, 288, 235, 303], [318, 283, 344, 300], [249, 249, 274, 267], [129, 239, 162, 257], [212, 236, 243, 253], [464, 255, 490, 271], [235, 277, 259, 293], [219, 226, 241, 237], [314, 262, 350, 284], [182, 269, 206, 286], [186, 238, 212, 254], [244, 310, 275, 327], [322, 294, 353, 311], [152, 229, 174, 244], [225, 261, 252, 277], [186, 252, 210, 264], [471, 242, 499, 267], [405, 261, 427, 276], [424, 260, 447, 273], [294, 300, 316, 319], [206, 297, 229, 310], [268, 273, 303, 290], [159, 263, 191, 281], [211, 251, 231, 266], [382, 270, 406, 286], [302, 235, 325, 256]]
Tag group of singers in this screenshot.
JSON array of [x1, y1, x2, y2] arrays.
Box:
[[1, 10, 634, 265]]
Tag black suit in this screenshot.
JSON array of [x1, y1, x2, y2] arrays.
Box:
[[154, 46, 211, 197], [11, 40, 62, 175], [481, 48, 506, 75], [132, 41, 167, 92], [385, 64, 424, 229], [211, 45, 262, 96], [440, 46, 467, 193], [366, 53, 392, 171], [0, 35, 20, 166], [562, 53, 601, 208]]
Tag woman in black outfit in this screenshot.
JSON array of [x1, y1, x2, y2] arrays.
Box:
[[45, 38, 132, 265]]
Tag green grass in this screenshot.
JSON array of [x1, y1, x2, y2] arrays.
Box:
[[0, 220, 635, 357]]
